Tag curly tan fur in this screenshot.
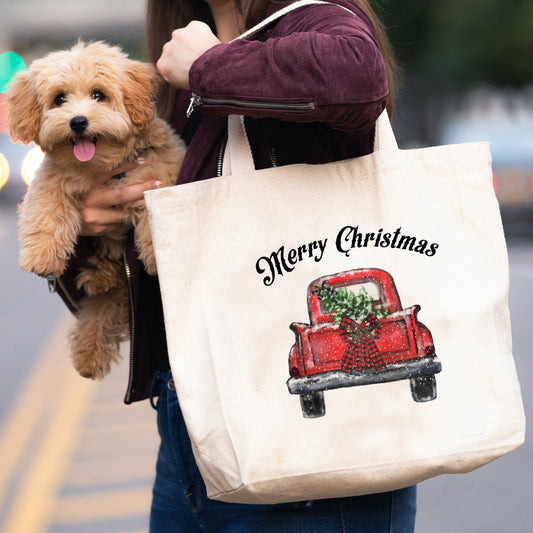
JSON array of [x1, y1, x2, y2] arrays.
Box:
[[8, 41, 186, 380]]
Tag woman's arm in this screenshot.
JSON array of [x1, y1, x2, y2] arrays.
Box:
[[158, 2, 388, 132]]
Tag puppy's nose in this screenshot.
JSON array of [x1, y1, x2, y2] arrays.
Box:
[[70, 116, 89, 134]]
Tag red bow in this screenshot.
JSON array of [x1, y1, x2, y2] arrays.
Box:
[[339, 315, 386, 373]]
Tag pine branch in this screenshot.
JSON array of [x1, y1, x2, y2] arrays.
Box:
[[313, 281, 390, 326]]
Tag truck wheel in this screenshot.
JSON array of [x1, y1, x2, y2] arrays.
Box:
[[410, 375, 437, 402], [300, 391, 326, 418]]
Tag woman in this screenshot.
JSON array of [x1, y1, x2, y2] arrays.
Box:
[[60, 0, 416, 530]]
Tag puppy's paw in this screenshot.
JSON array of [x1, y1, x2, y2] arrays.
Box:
[[70, 323, 121, 380], [18, 245, 67, 277], [71, 346, 116, 380], [77, 267, 121, 296], [134, 213, 157, 275], [69, 290, 128, 379], [140, 247, 158, 276]]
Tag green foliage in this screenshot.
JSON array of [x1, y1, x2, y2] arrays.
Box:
[[379, 0, 533, 87], [313, 282, 390, 325]]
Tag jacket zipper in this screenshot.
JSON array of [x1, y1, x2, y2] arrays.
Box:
[[123, 246, 136, 403], [216, 123, 279, 175], [187, 93, 315, 118], [217, 130, 228, 177], [268, 147, 278, 167]]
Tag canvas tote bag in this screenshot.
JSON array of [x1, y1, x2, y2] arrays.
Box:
[[145, 0, 525, 504]]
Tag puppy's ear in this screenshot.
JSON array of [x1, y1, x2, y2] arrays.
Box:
[[7, 71, 41, 145], [123, 61, 159, 130]]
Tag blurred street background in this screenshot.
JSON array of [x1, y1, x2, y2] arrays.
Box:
[[0, 0, 532, 531]]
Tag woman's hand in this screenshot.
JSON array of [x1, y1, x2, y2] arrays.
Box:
[[80, 159, 159, 237], [157, 21, 221, 90]]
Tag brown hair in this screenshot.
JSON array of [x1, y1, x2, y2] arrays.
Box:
[[146, 0, 399, 121]]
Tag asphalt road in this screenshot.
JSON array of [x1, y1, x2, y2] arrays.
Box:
[[0, 186, 66, 424], [0, 184, 531, 532], [0, 185, 157, 532]]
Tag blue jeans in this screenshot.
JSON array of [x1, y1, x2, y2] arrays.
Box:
[[150, 371, 416, 532]]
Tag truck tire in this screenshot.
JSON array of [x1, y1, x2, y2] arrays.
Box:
[[410, 375, 437, 402], [300, 391, 326, 418]]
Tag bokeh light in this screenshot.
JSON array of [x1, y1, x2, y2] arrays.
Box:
[[0, 51, 26, 94], [0, 152, 9, 189], [21, 145, 44, 186]]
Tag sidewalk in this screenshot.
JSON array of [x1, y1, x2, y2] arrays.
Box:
[[0, 314, 159, 533]]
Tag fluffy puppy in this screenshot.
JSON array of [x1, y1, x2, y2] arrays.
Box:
[[8, 41, 185, 379]]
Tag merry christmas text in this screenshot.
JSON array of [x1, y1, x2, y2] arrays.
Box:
[[255, 225, 439, 286], [336, 225, 439, 258], [256, 240, 328, 287]]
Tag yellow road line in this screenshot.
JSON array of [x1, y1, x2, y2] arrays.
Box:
[[0, 314, 72, 510], [53, 486, 152, 524], [1, 315, 99, 533], [65, 458, 155, 488], [79, 420, 155, 436]]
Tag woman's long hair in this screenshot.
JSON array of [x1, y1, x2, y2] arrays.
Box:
[[146, 0, 399, 121]]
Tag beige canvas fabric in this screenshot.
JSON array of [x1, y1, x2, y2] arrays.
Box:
[[144, 1, 525, 504]]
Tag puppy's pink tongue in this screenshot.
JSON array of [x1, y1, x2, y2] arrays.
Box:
[[73, 139, 95, 162]]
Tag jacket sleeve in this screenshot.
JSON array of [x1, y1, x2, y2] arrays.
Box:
[[188, 2, 388, 132]]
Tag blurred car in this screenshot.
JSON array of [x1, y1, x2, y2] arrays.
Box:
[[441, 93, 533, 208]]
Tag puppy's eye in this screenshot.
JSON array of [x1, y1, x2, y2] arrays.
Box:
[[92, 90, 105, 102], [54, 93, 67, 106]]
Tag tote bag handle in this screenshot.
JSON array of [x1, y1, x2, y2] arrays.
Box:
[[235, 0, 335, 41], [225, 110, 398, 176]]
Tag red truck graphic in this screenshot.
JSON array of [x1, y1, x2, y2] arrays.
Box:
[[287, 268, 442, 418]]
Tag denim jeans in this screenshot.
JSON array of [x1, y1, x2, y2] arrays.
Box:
[[149, 371, 416, 532]]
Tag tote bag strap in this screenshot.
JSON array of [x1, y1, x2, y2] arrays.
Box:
[[226, 110, 397, 176], [235, 0, 352, 41], [224, 0, 399, 176]]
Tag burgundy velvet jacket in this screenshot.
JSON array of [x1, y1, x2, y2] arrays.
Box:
[[57, 0, 388, 403]]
